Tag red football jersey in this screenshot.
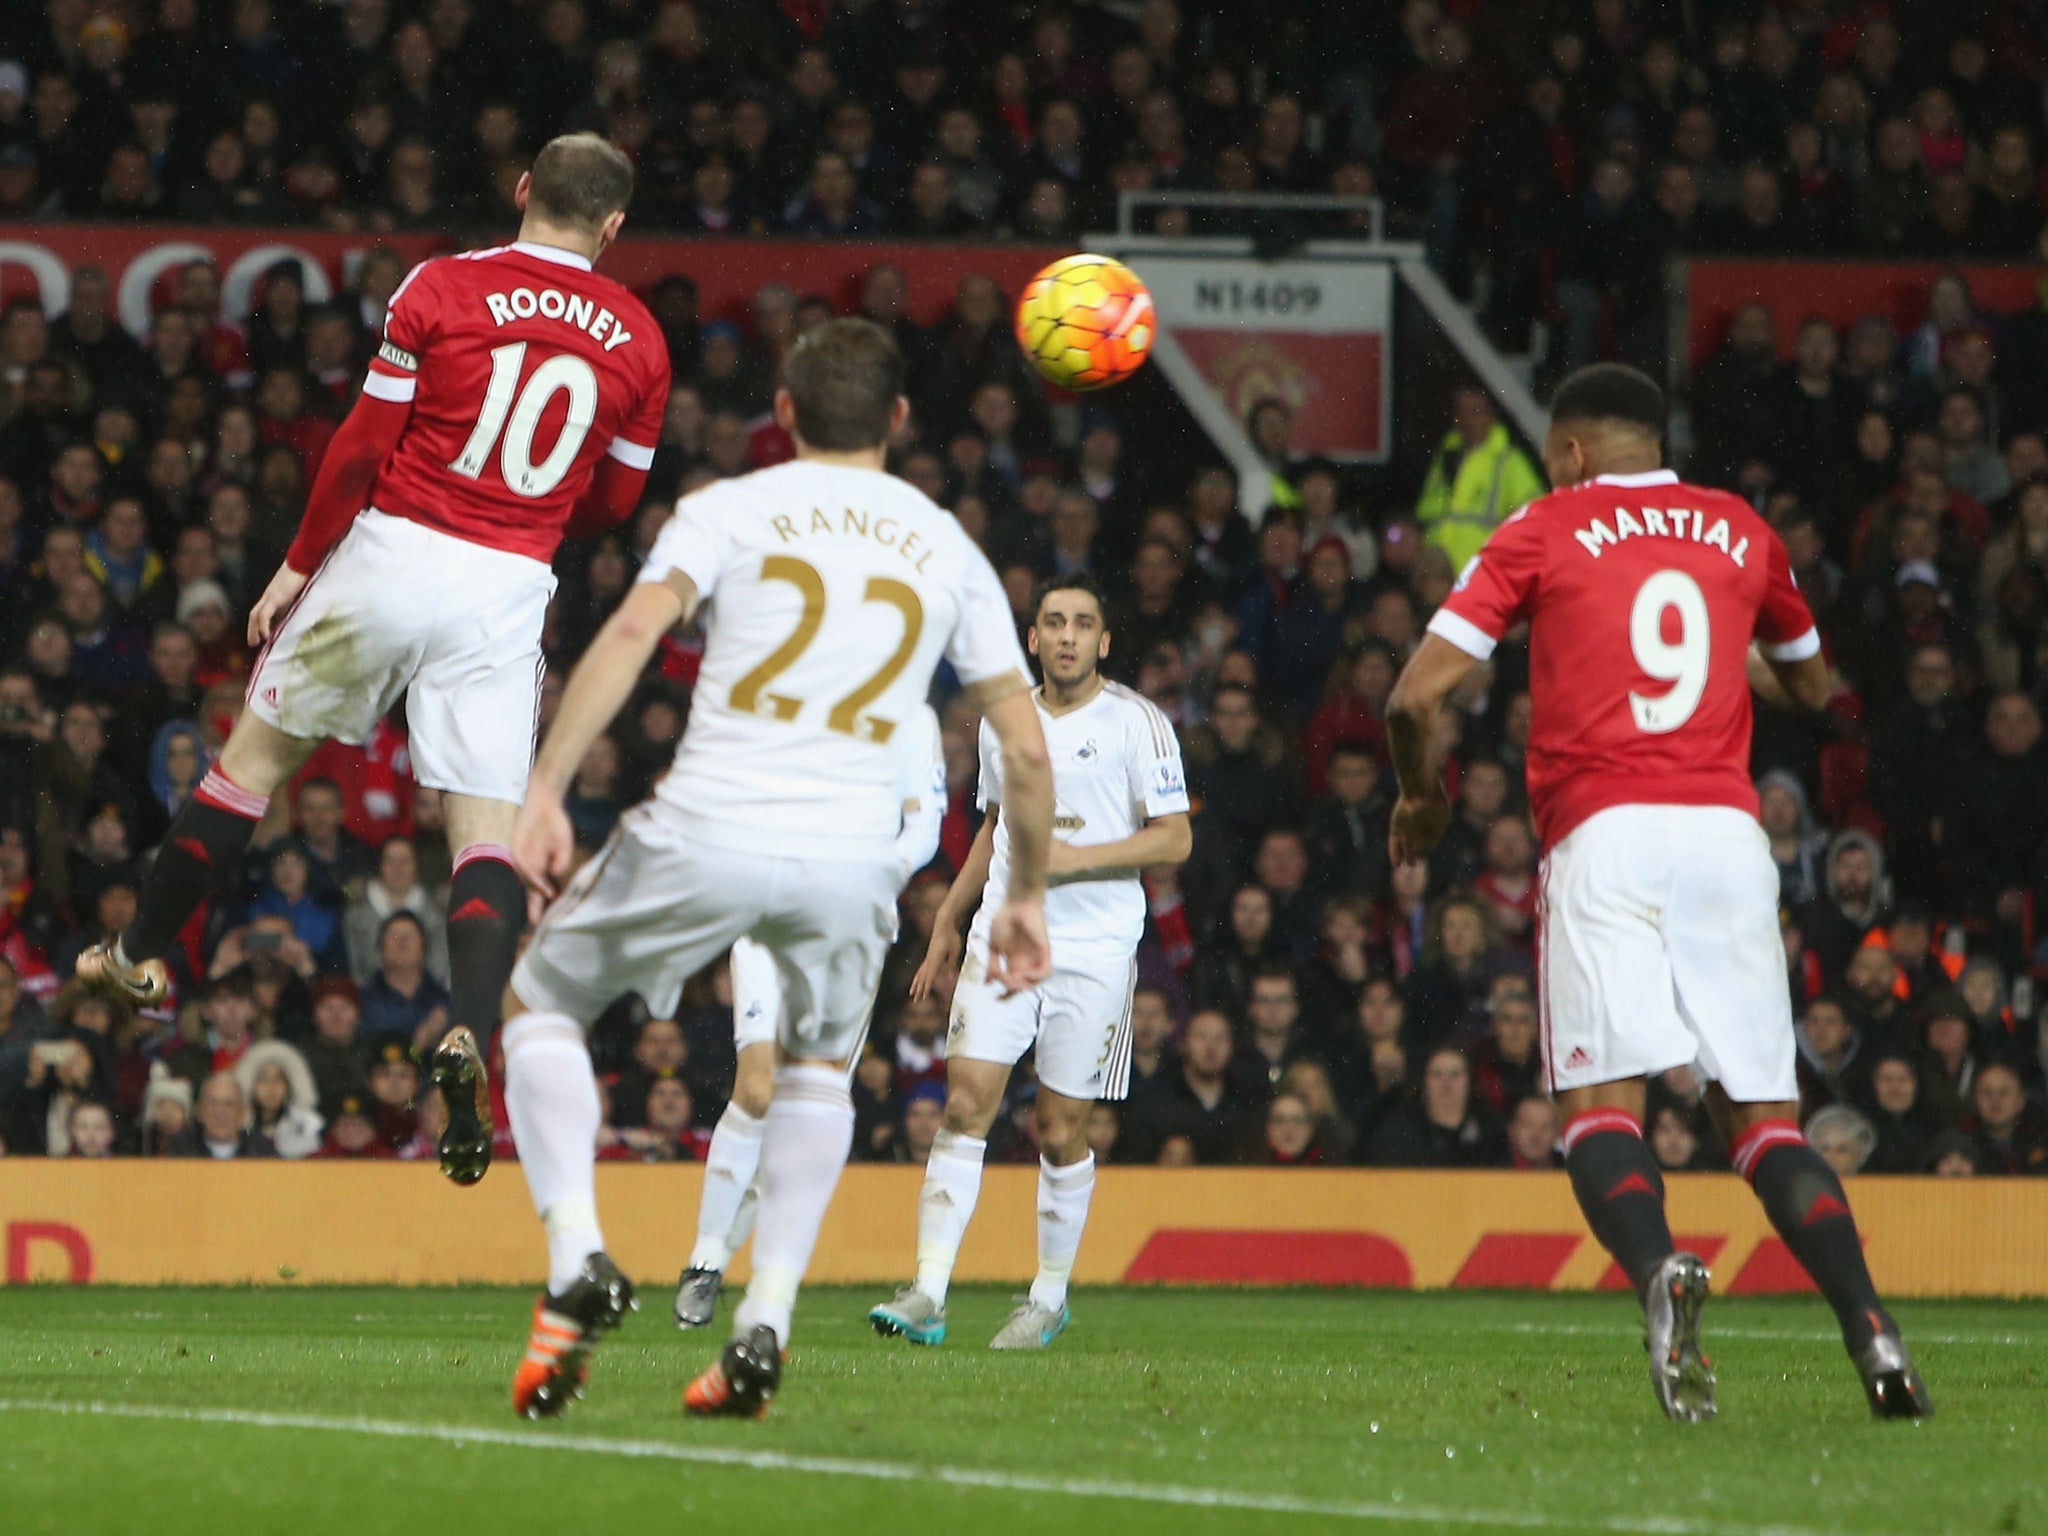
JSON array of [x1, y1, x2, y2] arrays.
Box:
[[360, 241, 669, 563], [1430, 470, 1818, 848]]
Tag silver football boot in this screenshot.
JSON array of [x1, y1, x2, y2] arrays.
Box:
[[989, 1299, 1069, 1350], [673, 1266, 723, 1329], [1857, 1330, 1933, 1419], [1643, 1252, 1716, 1422]]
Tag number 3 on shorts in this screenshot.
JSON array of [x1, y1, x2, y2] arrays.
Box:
[[1628, 569, 1709, 734]]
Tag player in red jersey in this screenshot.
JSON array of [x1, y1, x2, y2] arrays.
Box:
[[1385, 365, 1929, 1423], [79, 134, 671, 1191]]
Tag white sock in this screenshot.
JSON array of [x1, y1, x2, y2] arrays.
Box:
[[689, 1103, 767, 1272], [502, 1011, 604, 1296], [1029, 1153, 1096, 1312], [731, 1065, 853, 1346], [914, 1128, 987, 1309]]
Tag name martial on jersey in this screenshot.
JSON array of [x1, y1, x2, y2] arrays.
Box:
[[1571, 502, 1754, 566]]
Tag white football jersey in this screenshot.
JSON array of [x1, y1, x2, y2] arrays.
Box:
[[972, 681, 1189, 958], [640, 462, 1026, 861]]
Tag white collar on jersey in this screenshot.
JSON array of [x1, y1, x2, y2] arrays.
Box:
[[510, 240, 594, 272], [1590, 470, 1680, 487]]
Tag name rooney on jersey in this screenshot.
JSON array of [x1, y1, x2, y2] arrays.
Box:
[[1573, 505, 1752, 567], [769, 506, 938, 574], [481, 286, 636, 351]]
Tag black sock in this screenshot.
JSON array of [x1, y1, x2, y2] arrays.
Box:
[[1564, 1110, 1675, 1296], [1743, 1130, 1893, 1352], [445, 847, 525, 1050], [122, 770, 267, 963]]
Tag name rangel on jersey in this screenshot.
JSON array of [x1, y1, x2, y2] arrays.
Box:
[[766, 505, 939, 575]]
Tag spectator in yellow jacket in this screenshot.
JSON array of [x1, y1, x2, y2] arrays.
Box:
[[1415, 388, 1545, 569]]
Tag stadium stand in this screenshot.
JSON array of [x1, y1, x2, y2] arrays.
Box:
[[0, 0, 2044, 1182]]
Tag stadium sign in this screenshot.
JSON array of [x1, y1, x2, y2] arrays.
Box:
[[1125, 254, 1394, 462], [3, 1165, 2038, 1298]]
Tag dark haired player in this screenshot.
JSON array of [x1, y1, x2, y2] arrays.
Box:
[[869, 575, 1192, 1351], [498, 318, 1053, 1418], [79, 135, 670, 1192], [1385, 364, 1930, 1422]]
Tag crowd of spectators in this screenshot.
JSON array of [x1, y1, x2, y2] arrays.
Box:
[[5, 0, 2047, 365], [0, 0, 2046, 1179]]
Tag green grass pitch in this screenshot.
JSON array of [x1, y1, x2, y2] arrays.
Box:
[[2, 1285, 2042, 1535]]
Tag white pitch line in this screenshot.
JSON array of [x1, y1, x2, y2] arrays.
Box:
[[0, 1398, 1824, 1536], [1495, 1323, 2033, 1346]]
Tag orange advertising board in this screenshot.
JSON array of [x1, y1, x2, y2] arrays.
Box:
[[3, 1164, 2044, 1297]]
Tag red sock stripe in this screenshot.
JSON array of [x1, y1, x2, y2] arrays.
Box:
[[193, 768, 269, 821], [1730, 1119, 1806, 1183], [1560, 1107, 1641, 1156], [453, 842, 515, 873]]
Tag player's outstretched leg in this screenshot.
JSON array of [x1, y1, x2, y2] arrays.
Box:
[[677, 1047, 775, 1328], [428, 1024, 493, 1187], [502, 1005, 630, 1416], [1561, 1104, 1715, 1421], [81, 721, 311, 1004], [434, 814, 527, 1187], [686, 1062, 852, 1417], [1728, 1115, 1932, 1419]]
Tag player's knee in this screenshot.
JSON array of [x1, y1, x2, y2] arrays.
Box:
[[731, 1073, 774, 1121], [217, 720, 308, 797], [1035, 1100, 1091, 1163], [942, 1085, 997, 1137]]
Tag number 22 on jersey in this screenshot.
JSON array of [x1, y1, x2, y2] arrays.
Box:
[[730, 554, 925, 744]]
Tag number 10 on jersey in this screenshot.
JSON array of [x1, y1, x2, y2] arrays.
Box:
[[449, 341, 600, 498]]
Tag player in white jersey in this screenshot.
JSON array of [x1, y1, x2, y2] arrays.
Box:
[[672, 706, 946, 1329], [870, 576, 1190, 1350], [495, 321, 1053, 1421]]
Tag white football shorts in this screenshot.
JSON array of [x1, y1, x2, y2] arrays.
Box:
[[513, 806, 899, 1061], [247, 510, 554, 804], [1539, 803, 1796, 1102], [946, 934, 1138, 1102], [727, 937, 780, 1052]]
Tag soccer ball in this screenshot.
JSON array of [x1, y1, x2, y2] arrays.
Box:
[[1014, 254, 1155, 391]]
